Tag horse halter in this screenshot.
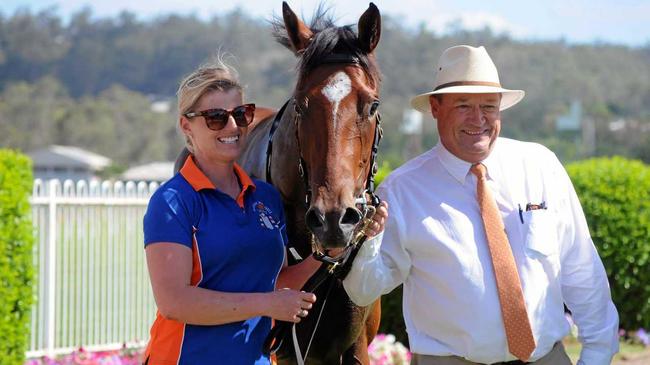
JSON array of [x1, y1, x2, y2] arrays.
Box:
[[262, 54, 383, 361], [299, 104, 382, 269], [265, 53, 383, 263]]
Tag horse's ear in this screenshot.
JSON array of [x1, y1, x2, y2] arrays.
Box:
[[282, 1, 313, 54], [358, 2, 381, 54]]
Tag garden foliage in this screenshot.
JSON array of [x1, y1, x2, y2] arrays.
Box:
[[0, 149, 34, 365], [566, 156, 650, 330]]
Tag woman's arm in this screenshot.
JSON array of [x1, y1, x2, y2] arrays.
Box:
[[146, 242, 316, 325]]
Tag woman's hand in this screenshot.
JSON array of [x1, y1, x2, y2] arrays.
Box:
[[266, 289, 317, 323], [365, 200, 388, 239]]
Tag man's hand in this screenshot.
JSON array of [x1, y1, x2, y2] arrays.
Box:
[[365, 200, 388, 239]]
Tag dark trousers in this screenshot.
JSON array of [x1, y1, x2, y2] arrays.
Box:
[[411, 342, 572, 365]]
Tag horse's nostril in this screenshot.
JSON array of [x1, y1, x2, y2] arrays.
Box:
[[305, 208, 325, 231], [340, 207, 362, 226]]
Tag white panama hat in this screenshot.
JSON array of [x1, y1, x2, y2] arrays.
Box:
[[410, 45, 525, 113]]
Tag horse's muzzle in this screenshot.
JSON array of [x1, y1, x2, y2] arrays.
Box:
[[305, 206, 362, 248]]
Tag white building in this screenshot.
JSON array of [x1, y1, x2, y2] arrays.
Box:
[[29, 145, 112, 182], [121, 161, 174, 182]]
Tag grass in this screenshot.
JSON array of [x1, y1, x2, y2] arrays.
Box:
[[563, 337, 650, 364]]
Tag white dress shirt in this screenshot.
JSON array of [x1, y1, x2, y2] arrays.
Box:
[[343, 137, 619, 364]]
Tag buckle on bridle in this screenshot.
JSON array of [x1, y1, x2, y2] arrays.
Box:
[[311, 197, 379, 269]]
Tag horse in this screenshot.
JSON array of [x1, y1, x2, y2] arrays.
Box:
[[175, 2, 383, 364]]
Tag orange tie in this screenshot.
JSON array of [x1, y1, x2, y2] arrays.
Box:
[[470, 163, 536, 361]]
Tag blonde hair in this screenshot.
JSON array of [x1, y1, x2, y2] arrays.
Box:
[[177, 57, 243, 152]]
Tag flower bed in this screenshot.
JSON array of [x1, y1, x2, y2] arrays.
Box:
[[368, 333, 411, 365], [25, 346, 143, 365], [26, 334, 411, 365]]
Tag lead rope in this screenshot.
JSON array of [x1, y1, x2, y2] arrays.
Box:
[[293, 207, 377, 364], [263, 207, 378, 360], [291, 277, 335, 365], [262, 105, 383, 363]]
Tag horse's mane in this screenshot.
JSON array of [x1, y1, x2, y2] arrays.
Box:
[[271, 5, 381, 87]]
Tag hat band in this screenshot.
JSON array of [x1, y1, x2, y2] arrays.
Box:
[[434, 81, 502, 91]]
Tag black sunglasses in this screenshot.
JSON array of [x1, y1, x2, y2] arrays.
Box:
[[184, 103, 255, 131]]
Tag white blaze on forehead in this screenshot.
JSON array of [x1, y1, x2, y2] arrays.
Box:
[[321, 71, 352, 128], [322, 72, 352, 102]]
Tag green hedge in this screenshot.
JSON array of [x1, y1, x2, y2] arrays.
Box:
[[566, 156, 650, 330], [0, 149, 34, 365], [378, 286, 408, 345]]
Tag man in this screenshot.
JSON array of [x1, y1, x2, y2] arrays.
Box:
[[343, 45, 619, 364]]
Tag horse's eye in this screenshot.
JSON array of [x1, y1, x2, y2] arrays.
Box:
[[369, 100, 380, 118], [294, 97, 308, 115]]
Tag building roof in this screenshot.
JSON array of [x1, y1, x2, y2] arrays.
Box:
[[121, 161, 174, 182], [29, 145, 112, 171]]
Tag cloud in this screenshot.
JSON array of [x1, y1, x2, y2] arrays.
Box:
[[2, 0, 645, 46], [420, 11, 529, 37]]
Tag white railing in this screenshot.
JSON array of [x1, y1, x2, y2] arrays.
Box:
[[28, 179, 161, 358]]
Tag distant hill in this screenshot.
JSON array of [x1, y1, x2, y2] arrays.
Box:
[[1, 8, 649, 166]]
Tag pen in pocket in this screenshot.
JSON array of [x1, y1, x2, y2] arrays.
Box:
[[526, 201, 547, 211]]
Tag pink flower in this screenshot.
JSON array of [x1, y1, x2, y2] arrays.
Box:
[[368, 333, 411, 365]]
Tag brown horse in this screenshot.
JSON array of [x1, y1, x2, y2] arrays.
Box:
[[240, 3, 383, 364], [174, 2, 383, 363]]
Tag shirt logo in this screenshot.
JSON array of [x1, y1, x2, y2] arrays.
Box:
[[254, 201, 280, 230]]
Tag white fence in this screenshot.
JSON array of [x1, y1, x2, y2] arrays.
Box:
[[28, 179, 160, 357]]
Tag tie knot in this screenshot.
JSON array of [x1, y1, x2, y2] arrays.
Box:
[[470, 163, 487, 179]]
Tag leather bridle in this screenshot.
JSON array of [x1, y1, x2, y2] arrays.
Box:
[[262, 54, 383, 361], [265, 54, 383, 264]]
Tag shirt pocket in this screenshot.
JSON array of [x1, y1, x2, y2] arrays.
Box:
[[521, 209, 559, 257]]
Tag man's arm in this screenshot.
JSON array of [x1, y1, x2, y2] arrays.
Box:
[[343, 187, 412, 306], [556, 159, 619, 365]]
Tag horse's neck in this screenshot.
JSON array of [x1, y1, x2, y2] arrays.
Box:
[[246, 111, 312, 254], [237, 119, 272, 180], [240, 111, 299, 184], [273, 118, 319, 256], [266, 113, 304, 203]]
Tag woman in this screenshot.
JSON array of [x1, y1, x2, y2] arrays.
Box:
[[143, 60, 321, 365]]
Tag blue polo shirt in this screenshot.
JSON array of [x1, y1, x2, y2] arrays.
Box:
[[143, 155, 287, 365]]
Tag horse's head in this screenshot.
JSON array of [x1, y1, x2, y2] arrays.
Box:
[[275, 2, 382, 249]]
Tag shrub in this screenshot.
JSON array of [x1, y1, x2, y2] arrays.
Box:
[[0, 149, 34, 365], [374, 161, 392, 186], [378, 286, 408, 346], [566, 156, 650, 330]]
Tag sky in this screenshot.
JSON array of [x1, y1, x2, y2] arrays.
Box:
[[1, 0, 649, 47]]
